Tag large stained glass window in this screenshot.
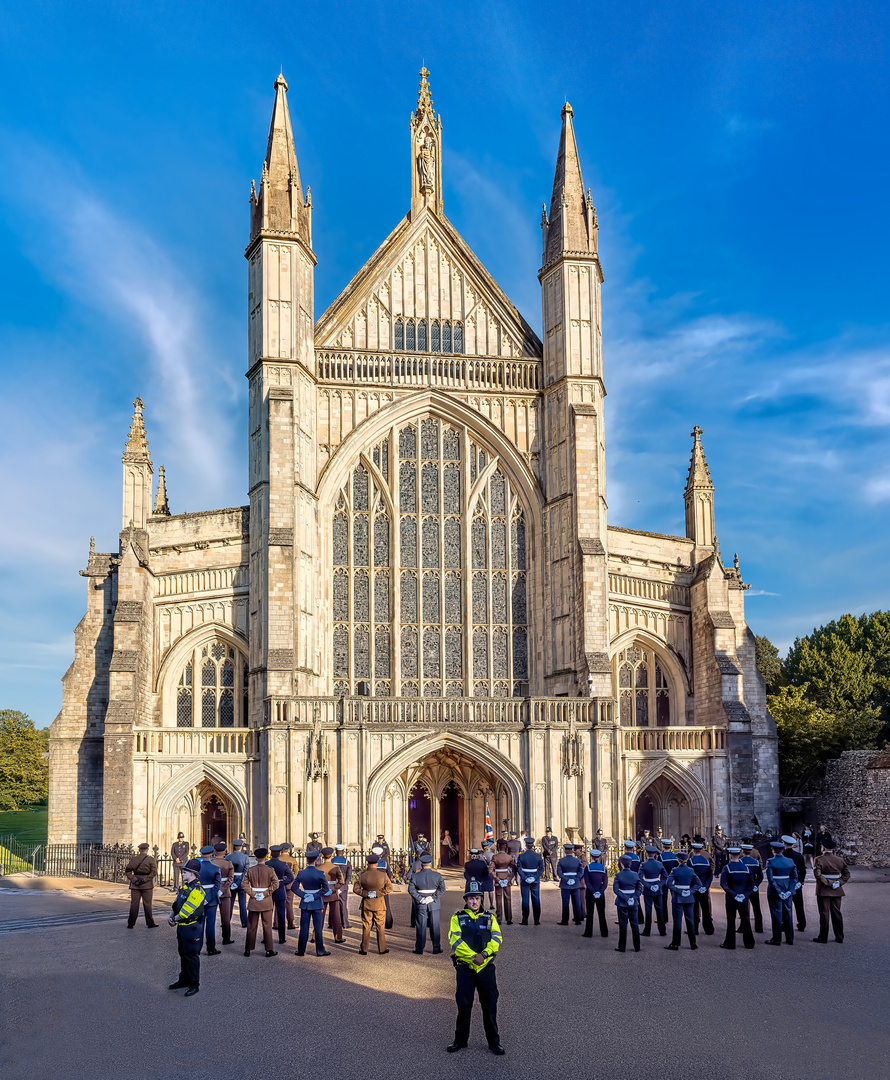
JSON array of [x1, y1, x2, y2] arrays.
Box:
[[615, 646, 671, 727], [175, 641, 247, 727], [331, 418, 528, 697]]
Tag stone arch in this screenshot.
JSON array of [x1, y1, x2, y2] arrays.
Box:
[[153, 759, 249, 852], [610, 627, 690, 726], [625, 756, 709, 837], [155, 622, 248, 723]]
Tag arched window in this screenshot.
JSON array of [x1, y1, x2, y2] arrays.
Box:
[[405, 319, 416, 351], [392, 318, 463, 353], [616, 646, 671, 727], [174, 641, 247, 727], [453, 322, 464, 354], [442, 321, 452, 353], [394, 318, 404, 350], [417, 320, 427, 351], [331, 420, 528, 698], [430, 320, 441, 353]]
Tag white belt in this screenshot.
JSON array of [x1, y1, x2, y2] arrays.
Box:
[[618, 888, 636, 895], [771, 876, 790, 883], [822, 874, 840, 881], [418, 889, 437, 894], [642, 878, 662, 884]]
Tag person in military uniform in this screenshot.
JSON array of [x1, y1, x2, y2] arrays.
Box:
[[712, 825, 728, 875], [211, 841, 235, 945], [371, 845, 395, 929], [689, 842, 715, 935], [479, 841, 495, 909], [664, 850, 698, 951], [375, 834, 391, 861], [171, 833, 190, 891], [638, 828, 655, 854], [354, 852, 393, 954], [306, 832, 324, 855], [765, 838, 798, 946], [167, 859, 206, 996], [447, 881, 504, 1055], [540, 827, 558, 881], [293, 848, 331, 956], [516, 837, 544, 925], [658, 840, 679, 929], [620, 840, 644, 926], [719, 846, 755, 950], [506, 832, 522, 884], [812, 838, 849, 943], [491, 839, 515, 925], [276, 842, 299, 930], [638, 845, 667, 937], [739, 840, 765, 933], [556, 843, 584, 925], [243, 847, 280, 957], [782, 834, 808, 931], [464, 847, 491, 904], [227, 839, 250, 930], [267, 846, 295, 945], [125, 843, 158, 929], [582, 847, 609, 938], [332, 844, 352, 930], [197, 845, 222, 954], [408, 852, 446, 953], [318, 847, 346, 943], [612, 854, 643, 952]]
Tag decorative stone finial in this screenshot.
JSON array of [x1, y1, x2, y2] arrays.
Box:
[[153, 465, 171, 516], [275, 72, 288, 90], [562, 101, 574, 118], [89, 536, 95, 556], [416, 65, 434, 120], [123, 397, 151, 464]]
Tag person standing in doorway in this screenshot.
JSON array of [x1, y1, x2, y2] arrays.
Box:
[[441, 829, 458, 868], [125, 843, 158, 929], [802, 823, 816, 868]]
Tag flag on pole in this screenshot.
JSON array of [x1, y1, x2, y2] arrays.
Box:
[[484, 802, 494, 843]]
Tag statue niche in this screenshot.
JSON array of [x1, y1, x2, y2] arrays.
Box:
[[419, 136, 436, 194]]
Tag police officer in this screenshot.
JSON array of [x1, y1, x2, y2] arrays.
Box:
[[712, 825, 728, 875], [306, 832, 324, 855], [197, 845, 222, 955], [293, 848, 331, 957], [516, 837, 544, 926], [664, 850, 698, 951], [812, 838, 849, 944], [125, 843, 158, 928], [719, 846, 755, 950], [408, 852, 446, 953], [739, 840, 765, 933], [211, 841, 235, 945], [167, 859, 206, 996], [491, 839, 515, 925], [689, 841, 715, 935], [227, 839, 250, 929], [782, 834, 807, 931], [612, 854, 643, 952], [556, 843, 584, 925], [638, 845, 667, 937], [765, 838, 798, 945], [582, 847, 609, 938], [170, 833, 190, 891], [267, 845, 295, 945], [375, 834, 391, 861], [332, 844, 352, 930], [447, 881, 504, 1055], [540, 827, 559, 881]]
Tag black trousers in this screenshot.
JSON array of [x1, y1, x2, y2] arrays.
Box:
[[543, 853, 558, 881], [583, 892, 608, 937], [694, 888, 715, 934], [815, 895, 844, 942], [454, 962, 499, 1048], [218, 894, 232, 942], [642, 888, 665, 936], [722, 894, 755, 949], [616, 904, 640, 951], [670, 900, 696, 947], [560, 888, 582, 924], [297, 907, 325, 955], [176, 922, 202, 988], [749, 889, 764, 933], [384, 893, 393, 930], [231, 889, 248, 928], [519, 880, 541, 923], [274, 896, 288, 943], [203, 903, 218, 951], [415, 905, 441, 951], [128, 889, 155, 926], [792, 887, 807, 930]]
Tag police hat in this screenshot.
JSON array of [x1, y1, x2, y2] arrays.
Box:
[[589, 848, 602, 857], [177, 832, 185, 839], [199, 845, 214, 855], [214, 842, 227, 852], [183, 858, 201, 874], [420, 853, 432, 863], [463, 881, 483, 900], [727, 846, 741, 854], [545, 826, 552, 832], [321, 847, 334, 857], [138, 842, 150, 850], [770, 840, 785, 849], [376, 834, 385, 839], [781, 834, 796, 845], [366, 853, 380, 864], [335, 844, 345, 851]]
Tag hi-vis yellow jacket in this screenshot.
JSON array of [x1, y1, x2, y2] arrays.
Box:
[[449, 907, 502, 971]]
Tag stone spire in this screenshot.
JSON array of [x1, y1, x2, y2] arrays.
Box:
[[153, 464, 171, 516], [250, 72, 311, 242], [410, 66, 443, 219], [122, 398, 153, 530], [542, 103, 598, 266], [684, 425, 715, 550]]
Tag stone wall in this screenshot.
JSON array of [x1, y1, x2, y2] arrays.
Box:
[[819, 750, 890, 865]]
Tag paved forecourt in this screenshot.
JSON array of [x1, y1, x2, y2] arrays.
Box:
[[1, 876, 888, 1080]]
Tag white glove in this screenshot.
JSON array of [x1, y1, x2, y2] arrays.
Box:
[[734, 894, 745, 903], [367, 890, 377, 899], [753, 886, 759, 893], [832, 881, 840, 890], [421, 896, 434, 905], [593, 892, 601, 899], [698, 887, 706, 894], [795, 883, 802, 891]]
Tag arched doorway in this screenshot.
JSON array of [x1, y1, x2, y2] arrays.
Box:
[[200, 789, 228, 846], [634, 776, 694, 843]]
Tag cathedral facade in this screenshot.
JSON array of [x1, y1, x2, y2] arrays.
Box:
[[48, 71, 779, 854]]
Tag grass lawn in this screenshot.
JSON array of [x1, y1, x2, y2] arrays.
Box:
[[0, 806, 48, 843]]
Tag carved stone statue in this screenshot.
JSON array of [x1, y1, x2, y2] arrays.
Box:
[[419, 136, 435, 192]]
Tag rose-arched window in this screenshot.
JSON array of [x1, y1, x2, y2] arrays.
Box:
[[331, 418, 528, 698], [616, 646, 671, 727], [175, 641, 248, 727]]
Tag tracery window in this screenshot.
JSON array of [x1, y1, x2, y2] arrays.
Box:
[[392, 319, 464, 354], [331, 418, 528, 697], [616, 646, 671, 727], [175, 641, 248, 727]]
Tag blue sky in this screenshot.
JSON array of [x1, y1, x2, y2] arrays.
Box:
[[1, 1, 888, 726]]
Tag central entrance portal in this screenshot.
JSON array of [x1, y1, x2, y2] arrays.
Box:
[[398, 746, 510, 867]]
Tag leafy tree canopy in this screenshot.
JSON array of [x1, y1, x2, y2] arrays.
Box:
[[754, 635, 782, 694], [0, 710, 49, 811]]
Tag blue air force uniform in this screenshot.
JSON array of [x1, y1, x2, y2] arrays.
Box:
[[407, 855, 446, 953], [612, 861, 643, 952], [659, 847, 679, 926], [664, 858, 698, 949], [582, 851, 609, 938], [739, 846, 764, 933], [638, 852, 667, 937], [198, 848, 222, 953], [765, 846, 798, 945], [556, 847, 584, 925], [293, 860, 332, 956], [227, 845, 251, 929], [516, 844, 544, 925], [719, 849, 755, 949], [621, 844, 645, 926], [689, 847, 715, 935]]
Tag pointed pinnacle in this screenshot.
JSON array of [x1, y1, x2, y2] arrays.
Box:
[[123, 397, 151, 464]]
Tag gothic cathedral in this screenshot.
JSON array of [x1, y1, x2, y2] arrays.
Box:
[[48, 71, 779, 853]]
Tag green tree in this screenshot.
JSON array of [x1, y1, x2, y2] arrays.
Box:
[[768, 684, 884, 795], [0, 710, 49, 810], [754, 635, 782, 693]]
